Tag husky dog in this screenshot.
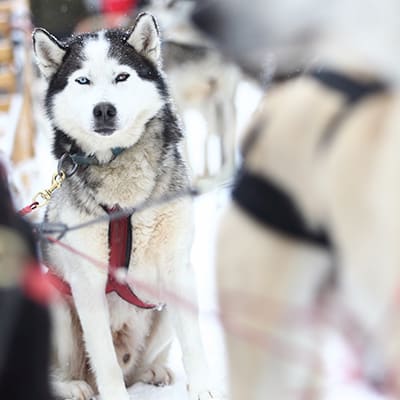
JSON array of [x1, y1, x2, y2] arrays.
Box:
[[212, 0, 400, 399], [139, 0, 240, 177], [32, 13, 218, 400]]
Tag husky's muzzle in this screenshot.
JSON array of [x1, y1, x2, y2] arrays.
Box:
[[93, 102, 117, 135]]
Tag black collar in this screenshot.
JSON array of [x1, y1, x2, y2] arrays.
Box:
[[58, 147, 126, 177], [69, 147, 126, 166]]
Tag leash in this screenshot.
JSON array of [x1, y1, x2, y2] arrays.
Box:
[[18, 155, 72, 214], [18, 168, 67, 215], [18, 148, 125, 214], [19, 201, 39, 216]]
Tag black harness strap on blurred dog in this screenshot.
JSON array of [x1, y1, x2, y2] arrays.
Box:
[[311, 69, 387, 147], [309, 69, 386, 104], [233, 170, 331, 247], [233, 69, 387, 249]]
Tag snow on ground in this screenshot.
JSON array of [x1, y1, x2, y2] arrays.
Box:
[[13, 79, 390, 399]]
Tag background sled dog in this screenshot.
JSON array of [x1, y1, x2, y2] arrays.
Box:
[[33, 12, 217, 400], [208, 0, 400, 399], [139, 0, 240, 177]]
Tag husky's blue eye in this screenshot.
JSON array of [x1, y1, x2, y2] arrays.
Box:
[[75, 77, 90, 85], [115, 73, 130, 83]]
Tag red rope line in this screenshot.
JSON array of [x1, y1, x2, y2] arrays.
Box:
[[44, 235, 330, 382], [18, 201, 39, 216], [46, 237, 321, 328], [45, 236, 200, 314], [46, 236, 108, 270]]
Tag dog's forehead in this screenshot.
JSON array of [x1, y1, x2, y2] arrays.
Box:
[[82, 31, 110, 63], [65, 29, 149, 76], [78, 31, 120, 75], [56, 32, 108, 79]]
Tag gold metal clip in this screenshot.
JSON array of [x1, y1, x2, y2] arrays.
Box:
[[33, 171, 66, 208]]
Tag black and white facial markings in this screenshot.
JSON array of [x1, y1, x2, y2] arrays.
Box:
[[33, 13, 169, 156]]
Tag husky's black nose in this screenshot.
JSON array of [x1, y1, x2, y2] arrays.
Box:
[[93, 102, 117, 134]]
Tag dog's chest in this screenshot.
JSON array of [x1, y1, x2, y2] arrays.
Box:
[[91, 165, 157, 208]]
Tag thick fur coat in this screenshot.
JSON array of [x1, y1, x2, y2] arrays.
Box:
[[33, 13, 217, 400]]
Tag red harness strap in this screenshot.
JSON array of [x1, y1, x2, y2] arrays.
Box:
[[47, 205, 156, 309]]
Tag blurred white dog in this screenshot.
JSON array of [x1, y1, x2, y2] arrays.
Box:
[[140, 0, 240, 178], [214, 0, 400, 398]]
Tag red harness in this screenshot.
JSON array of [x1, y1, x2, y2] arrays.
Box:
[[47, 205, 156, 309]]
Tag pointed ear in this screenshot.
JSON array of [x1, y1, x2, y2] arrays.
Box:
[[127, 13, 161, 64], [32, 28, 67, 79]]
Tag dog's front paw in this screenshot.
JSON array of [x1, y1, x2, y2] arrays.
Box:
[[138, 365, 174, 387], [54, 379, 94, 400]]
